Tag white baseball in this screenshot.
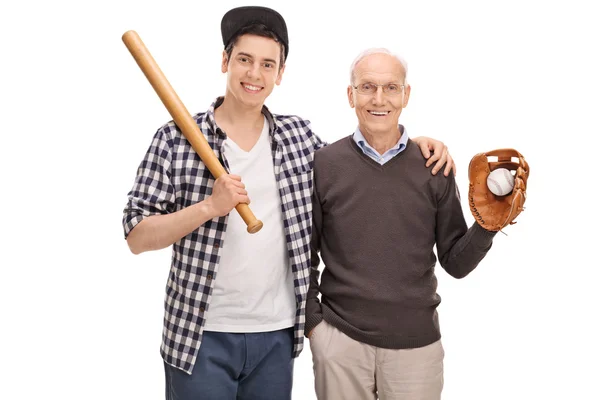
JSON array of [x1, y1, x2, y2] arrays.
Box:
[[487, 168, 515, 196]]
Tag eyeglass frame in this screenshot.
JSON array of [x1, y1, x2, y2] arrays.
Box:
[[351, 82, 406, 96]]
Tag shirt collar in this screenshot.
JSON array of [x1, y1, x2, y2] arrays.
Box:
[[353, 124, 408, 154]]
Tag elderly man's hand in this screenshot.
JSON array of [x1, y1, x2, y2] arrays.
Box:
[[412, 136, 456, 176]]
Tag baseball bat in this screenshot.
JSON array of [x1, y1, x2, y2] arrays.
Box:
[[122, 30, 263, 234]]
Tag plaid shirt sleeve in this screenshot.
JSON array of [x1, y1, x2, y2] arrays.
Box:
[[309, 126, 328, 151], [122, 127, 177, 238]]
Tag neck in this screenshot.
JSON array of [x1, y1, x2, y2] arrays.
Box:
[[360, 127, 401, 155], [215, 94, 264, 129]]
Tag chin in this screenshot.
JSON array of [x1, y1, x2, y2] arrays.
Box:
[[236, 92, 265, 107], [364, 123, 395, 134], [244, 97, 266, 108]]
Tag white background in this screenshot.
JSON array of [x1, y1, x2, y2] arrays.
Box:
[[1, 0, 599, 399]]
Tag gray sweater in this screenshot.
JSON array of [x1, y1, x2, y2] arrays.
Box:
[[305, 135, 497, 349]]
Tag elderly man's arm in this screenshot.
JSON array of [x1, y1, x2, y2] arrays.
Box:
[[434, 173, 497, 279], [305, 175, 325, 339]]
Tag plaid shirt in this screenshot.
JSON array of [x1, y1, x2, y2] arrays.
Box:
[[122, 97, 325, 374]]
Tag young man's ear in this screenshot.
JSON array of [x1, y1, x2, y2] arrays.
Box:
[[275, 64, 286, 85], [221, 50, 229, 73]]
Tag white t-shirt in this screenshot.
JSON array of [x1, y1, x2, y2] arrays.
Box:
[[203, 116, 296, 332]]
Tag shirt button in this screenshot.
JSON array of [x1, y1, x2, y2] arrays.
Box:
[[214, 242, 220, 248], [207, 275, 213, 280], [200, 307, 205, 313]]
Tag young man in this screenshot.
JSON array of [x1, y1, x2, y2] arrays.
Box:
[[305, 48, 499, 400], [122, 7, 455, 400]]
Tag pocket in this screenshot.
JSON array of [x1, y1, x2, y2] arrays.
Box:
[[309, 321, 336, 363], [309, 321, 325, 340], [279, 158, 314, 217]]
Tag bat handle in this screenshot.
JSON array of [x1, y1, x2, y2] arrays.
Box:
[[237, 204, 264, 233]]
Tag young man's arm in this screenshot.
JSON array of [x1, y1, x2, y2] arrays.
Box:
[[126, 174, 249, 254], [306, 121, 328, 151], [412, 136, 457, 176], [122, 127, 249, 254]]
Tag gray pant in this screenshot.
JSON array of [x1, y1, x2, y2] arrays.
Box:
[[309, 320, 444, 400]]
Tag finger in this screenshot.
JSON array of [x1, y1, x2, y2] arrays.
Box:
[[232, 180, 246, 189], [228, 174, 242, 181], [216, 175, 235, 186], [419, 141, 431, 160], [444, 154, 454, 176], [226, 180, 246, 190], [426, 144, 444, 167], [431, 148, 448, 175], [237, 189, 248, 196], [425, 154, 436, 167]]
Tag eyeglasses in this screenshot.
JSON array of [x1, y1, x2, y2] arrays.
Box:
[[352, 82, 405, 95]]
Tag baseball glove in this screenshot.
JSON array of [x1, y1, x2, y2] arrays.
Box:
[[468, 148, 529, 232]]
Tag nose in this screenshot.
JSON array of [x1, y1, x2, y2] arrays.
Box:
[[246, 63, 260, 80], [372, 87, 385, 106]]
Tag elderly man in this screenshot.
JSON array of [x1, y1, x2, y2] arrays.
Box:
[[305, 48, 498, 400]]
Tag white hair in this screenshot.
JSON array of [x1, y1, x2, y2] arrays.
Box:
[[349, 47, 408, 84]]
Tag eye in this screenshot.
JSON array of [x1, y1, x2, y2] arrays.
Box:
[[387, 84, 400, 93], [360, 83, 374, 91], [238, 56, 250, 63], [263, 62, 274, 68]]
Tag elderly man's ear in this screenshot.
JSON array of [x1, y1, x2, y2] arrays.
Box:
[[402, 84, 411, 108]]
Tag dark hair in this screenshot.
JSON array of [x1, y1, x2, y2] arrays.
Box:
[[224, 24, 286, 70]]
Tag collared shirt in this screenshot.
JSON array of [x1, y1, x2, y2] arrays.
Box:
[[122, 97, 325, 374], [353, 125, 408, 164]]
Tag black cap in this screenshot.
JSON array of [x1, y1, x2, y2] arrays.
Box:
[[221, 6, 289, 60]]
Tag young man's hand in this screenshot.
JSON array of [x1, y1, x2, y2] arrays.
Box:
[[412, 136, 456, 176], [205, 174, 250, 217]]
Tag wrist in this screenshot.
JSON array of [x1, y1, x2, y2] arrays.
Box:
[[199, 197, 219, 220], [305, 312, 323, 338]]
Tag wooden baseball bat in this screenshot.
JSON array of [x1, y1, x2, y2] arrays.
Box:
[[122, 30, 263, 234]]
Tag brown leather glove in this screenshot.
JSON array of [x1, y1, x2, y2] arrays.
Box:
[[468, 148, 529, 232]]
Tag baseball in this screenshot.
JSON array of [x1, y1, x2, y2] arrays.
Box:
[[487, 168, 515, 196]]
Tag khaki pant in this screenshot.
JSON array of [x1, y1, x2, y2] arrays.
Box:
[[309, 320, 444, 400]]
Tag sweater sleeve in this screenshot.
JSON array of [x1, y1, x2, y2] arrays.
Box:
[[434, 175, 497, 279], [305, 168, 325, 337]]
